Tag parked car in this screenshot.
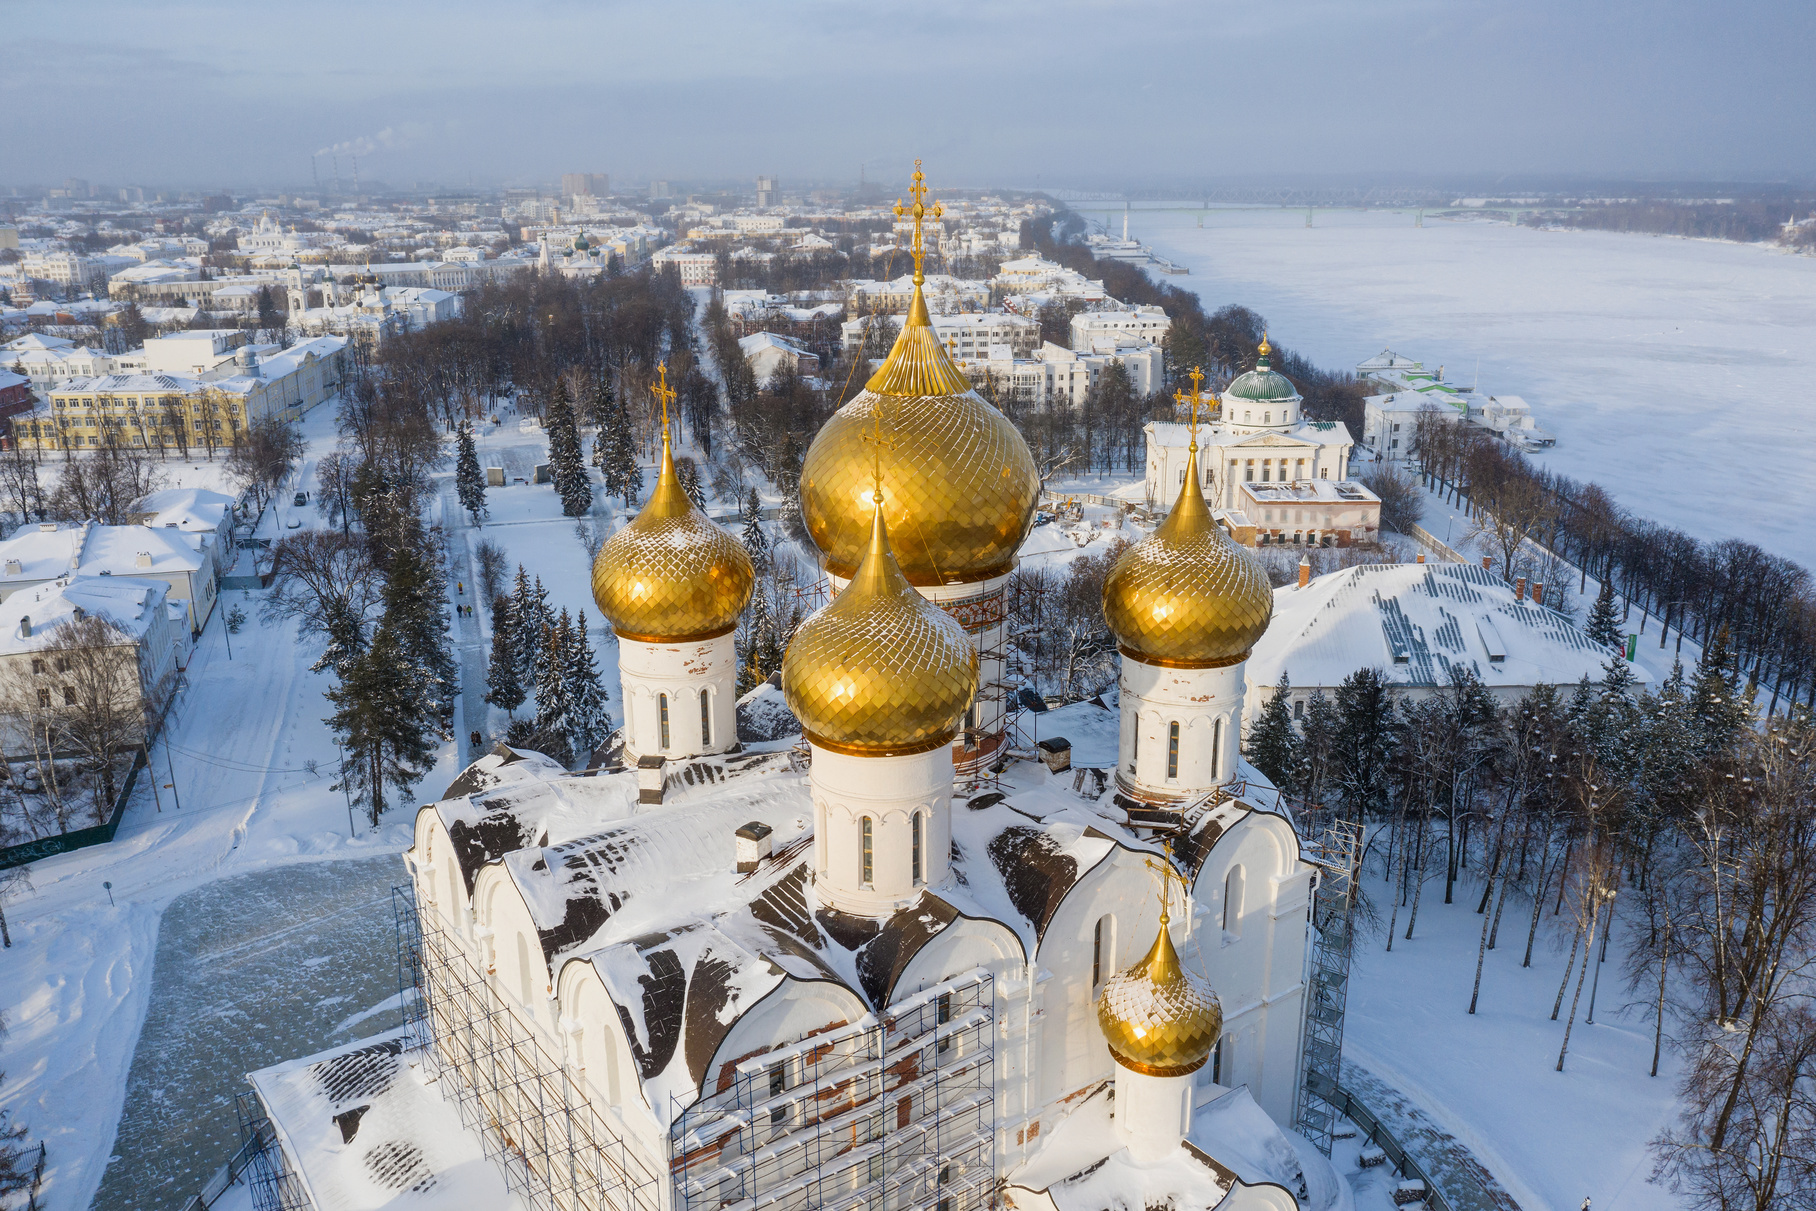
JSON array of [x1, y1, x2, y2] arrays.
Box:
[[294, 491, 308, 506]]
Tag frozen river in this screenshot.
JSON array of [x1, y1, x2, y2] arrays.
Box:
[[90, 855, 409, 1211], [1098, 205, 1816, 569]]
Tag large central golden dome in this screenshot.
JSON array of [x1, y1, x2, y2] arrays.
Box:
[[783, 499, 978, 756], [1102, 442, 1273, 667], [800, 168, 1039, 586], [592, 399, 754, 643], [1095, 905, 1222, 1077]]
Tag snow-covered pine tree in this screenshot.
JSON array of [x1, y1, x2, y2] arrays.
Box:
[[327, 622, 440, 825], [311, 593, 368, 677], [509, 565, 540, 683], [1689, 624, 1750, 757], [677, 457, 707, 511], [533, 614, 577, 767], [381, 537, 458, 731], [547, 384, 593, 517], [455, 419, 489, 525], [601, 390, 642, 506], [563, 609, 611, 762], [1297, 688, 1338, 805], [1584, 577, 1621, 649], [741, 486, 770, 573], [485, 596, 526, 717], [1244, 674, 1297, 794]]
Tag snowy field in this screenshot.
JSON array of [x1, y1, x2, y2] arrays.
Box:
[[1344, 865, 1683, 1211], [1103, 205, 1816, 569]]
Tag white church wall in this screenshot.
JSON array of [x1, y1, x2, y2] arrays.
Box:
[[809, 744, 954, 914], [892, 917, 1024, 1005], [618, 631, 740, 762], [1186, 812, 1312, 1125], [555, 959, 657, 1141], [473, 865, 561, 1038], [1118, 659, 1244, 800]]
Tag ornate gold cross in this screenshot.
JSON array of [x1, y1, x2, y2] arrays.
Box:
[[651, 360, 677, 439], [861, 399, 895, 504], [1173, 364, 1212, 451], [894, 160, 942, 285], [1144, 842, 1189, 924]]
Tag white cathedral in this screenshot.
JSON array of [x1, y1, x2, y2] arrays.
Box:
[[245, 169, 1333, 1211]]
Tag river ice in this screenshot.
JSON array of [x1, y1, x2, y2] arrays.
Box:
[[89, 854, 409, 1211], [1108, 205, 1816, 569]]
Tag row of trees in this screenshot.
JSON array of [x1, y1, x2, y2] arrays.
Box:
[[1245, 629, 1816, 1207], [484, 566, 610, 768], [1415, 410, 1816, 716]]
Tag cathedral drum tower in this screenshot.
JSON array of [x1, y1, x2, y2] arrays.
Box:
[[783, 487, 978, 916], [1103, 378, 1273, 805], [593, 364, 754, 764], [799, 163, 1039, 774]]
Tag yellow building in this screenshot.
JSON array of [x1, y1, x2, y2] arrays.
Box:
[[17, 337, 347, 452]]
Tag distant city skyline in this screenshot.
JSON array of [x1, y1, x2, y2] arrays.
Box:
[[5, 0, 1813, 190]]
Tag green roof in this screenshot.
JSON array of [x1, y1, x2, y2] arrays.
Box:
[[1226, 361, 1298, 402]]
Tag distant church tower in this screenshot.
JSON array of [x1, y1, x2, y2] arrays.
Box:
[[592, 365, 754, 769]]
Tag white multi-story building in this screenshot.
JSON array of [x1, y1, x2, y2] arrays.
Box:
[[840, 310, 1040, 359], [1070, 304, 1170, 352]]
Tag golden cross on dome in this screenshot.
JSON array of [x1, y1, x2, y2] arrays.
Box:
[[861, 400, 895, 505], [893, 160, 942, 286], [652, 361, 677, 444], [1173, 365, 1211, 452], [1143, 841, 1188, 925]]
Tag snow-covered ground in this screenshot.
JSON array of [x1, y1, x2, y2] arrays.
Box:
[[1112, 204, 1816, 569], [1344, 864, 1683, 1211]]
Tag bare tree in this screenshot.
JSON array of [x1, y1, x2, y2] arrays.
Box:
[[224, 417, 306, 513], [262, 531, 383, 670], [45, 445, 165, 525]]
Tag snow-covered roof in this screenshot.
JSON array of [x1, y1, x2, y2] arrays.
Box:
[[0, 574, 167, 654], [1250, 561, 1642, 694], [78, 523, 208, 576], [2, 333, 73, 352], [51, 373, 200, 395], [132, 487, 237, 532], [424, 738, 1291, 1126], [247, 1028, 519, 1211], [736, 331, 811, 358]]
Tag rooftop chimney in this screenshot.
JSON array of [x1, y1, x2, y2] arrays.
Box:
[[3, 559, 20, 576], [1297, 554, 1312, 589], [1515, 577, 1527, 601], [135, 551, 153, 569], [1416, 553, 1425, 564], [1532, 582, 1544, 608], [19, 615, 29, 638], [1481, 556, 1493, 572], [735, 821, 774, 873]]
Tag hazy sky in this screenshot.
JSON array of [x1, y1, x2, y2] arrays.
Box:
[[6, 0, 1812, 191]]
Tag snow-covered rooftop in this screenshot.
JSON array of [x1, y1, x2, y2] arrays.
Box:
[[1250, 561, 1640, 695], [247, 1028, 520, 1211], [0, 574, 168, 654]]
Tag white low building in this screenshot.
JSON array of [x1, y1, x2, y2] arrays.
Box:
[[0, 521, 218, 632], [972, 339, 1164, 405], [129, 488, 239, 575], [1246, 560, 1636, 720], [839, 310, 1040, 359], [737, 331, 820, 382], [0, 574, 184, 753]]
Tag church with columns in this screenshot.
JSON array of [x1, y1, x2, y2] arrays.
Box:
[[382, 168, 1328, 1211]]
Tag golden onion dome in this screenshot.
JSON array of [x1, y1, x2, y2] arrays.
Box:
[[800, 164, 1039, 586], [782, 498, 978, 756], [591, 403, 754, 643], [1102, 441, 1273, 667], [1095, 905, 1222, 1077]]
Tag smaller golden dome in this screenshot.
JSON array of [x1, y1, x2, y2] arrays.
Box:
[[591, 386, 753, 643], [1102, 443, 1273, 667], [783, 499, 978, 756], [1095, 902, 1222, 1077]]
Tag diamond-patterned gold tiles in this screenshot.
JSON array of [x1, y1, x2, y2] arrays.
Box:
[[784, 507, 978, 755], [1103, 448, 1273, 667], [1095, 922, 1223, 1076]]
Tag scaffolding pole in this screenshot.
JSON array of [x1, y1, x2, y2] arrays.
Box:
[[1293, 818, 1363, 1155]]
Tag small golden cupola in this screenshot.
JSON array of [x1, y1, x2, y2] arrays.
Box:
[[592, 364, 755, 642], [1102, 369, 1272, 667], [799, 161, 1040, 586], [1095, 869, 1223, 1076], [782, 490, 978, 756]]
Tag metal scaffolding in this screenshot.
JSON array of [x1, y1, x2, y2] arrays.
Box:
[[1293, 818, 1363, 1155], [670, 970, 995, 1211], [395, 891, 664, 1211]]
